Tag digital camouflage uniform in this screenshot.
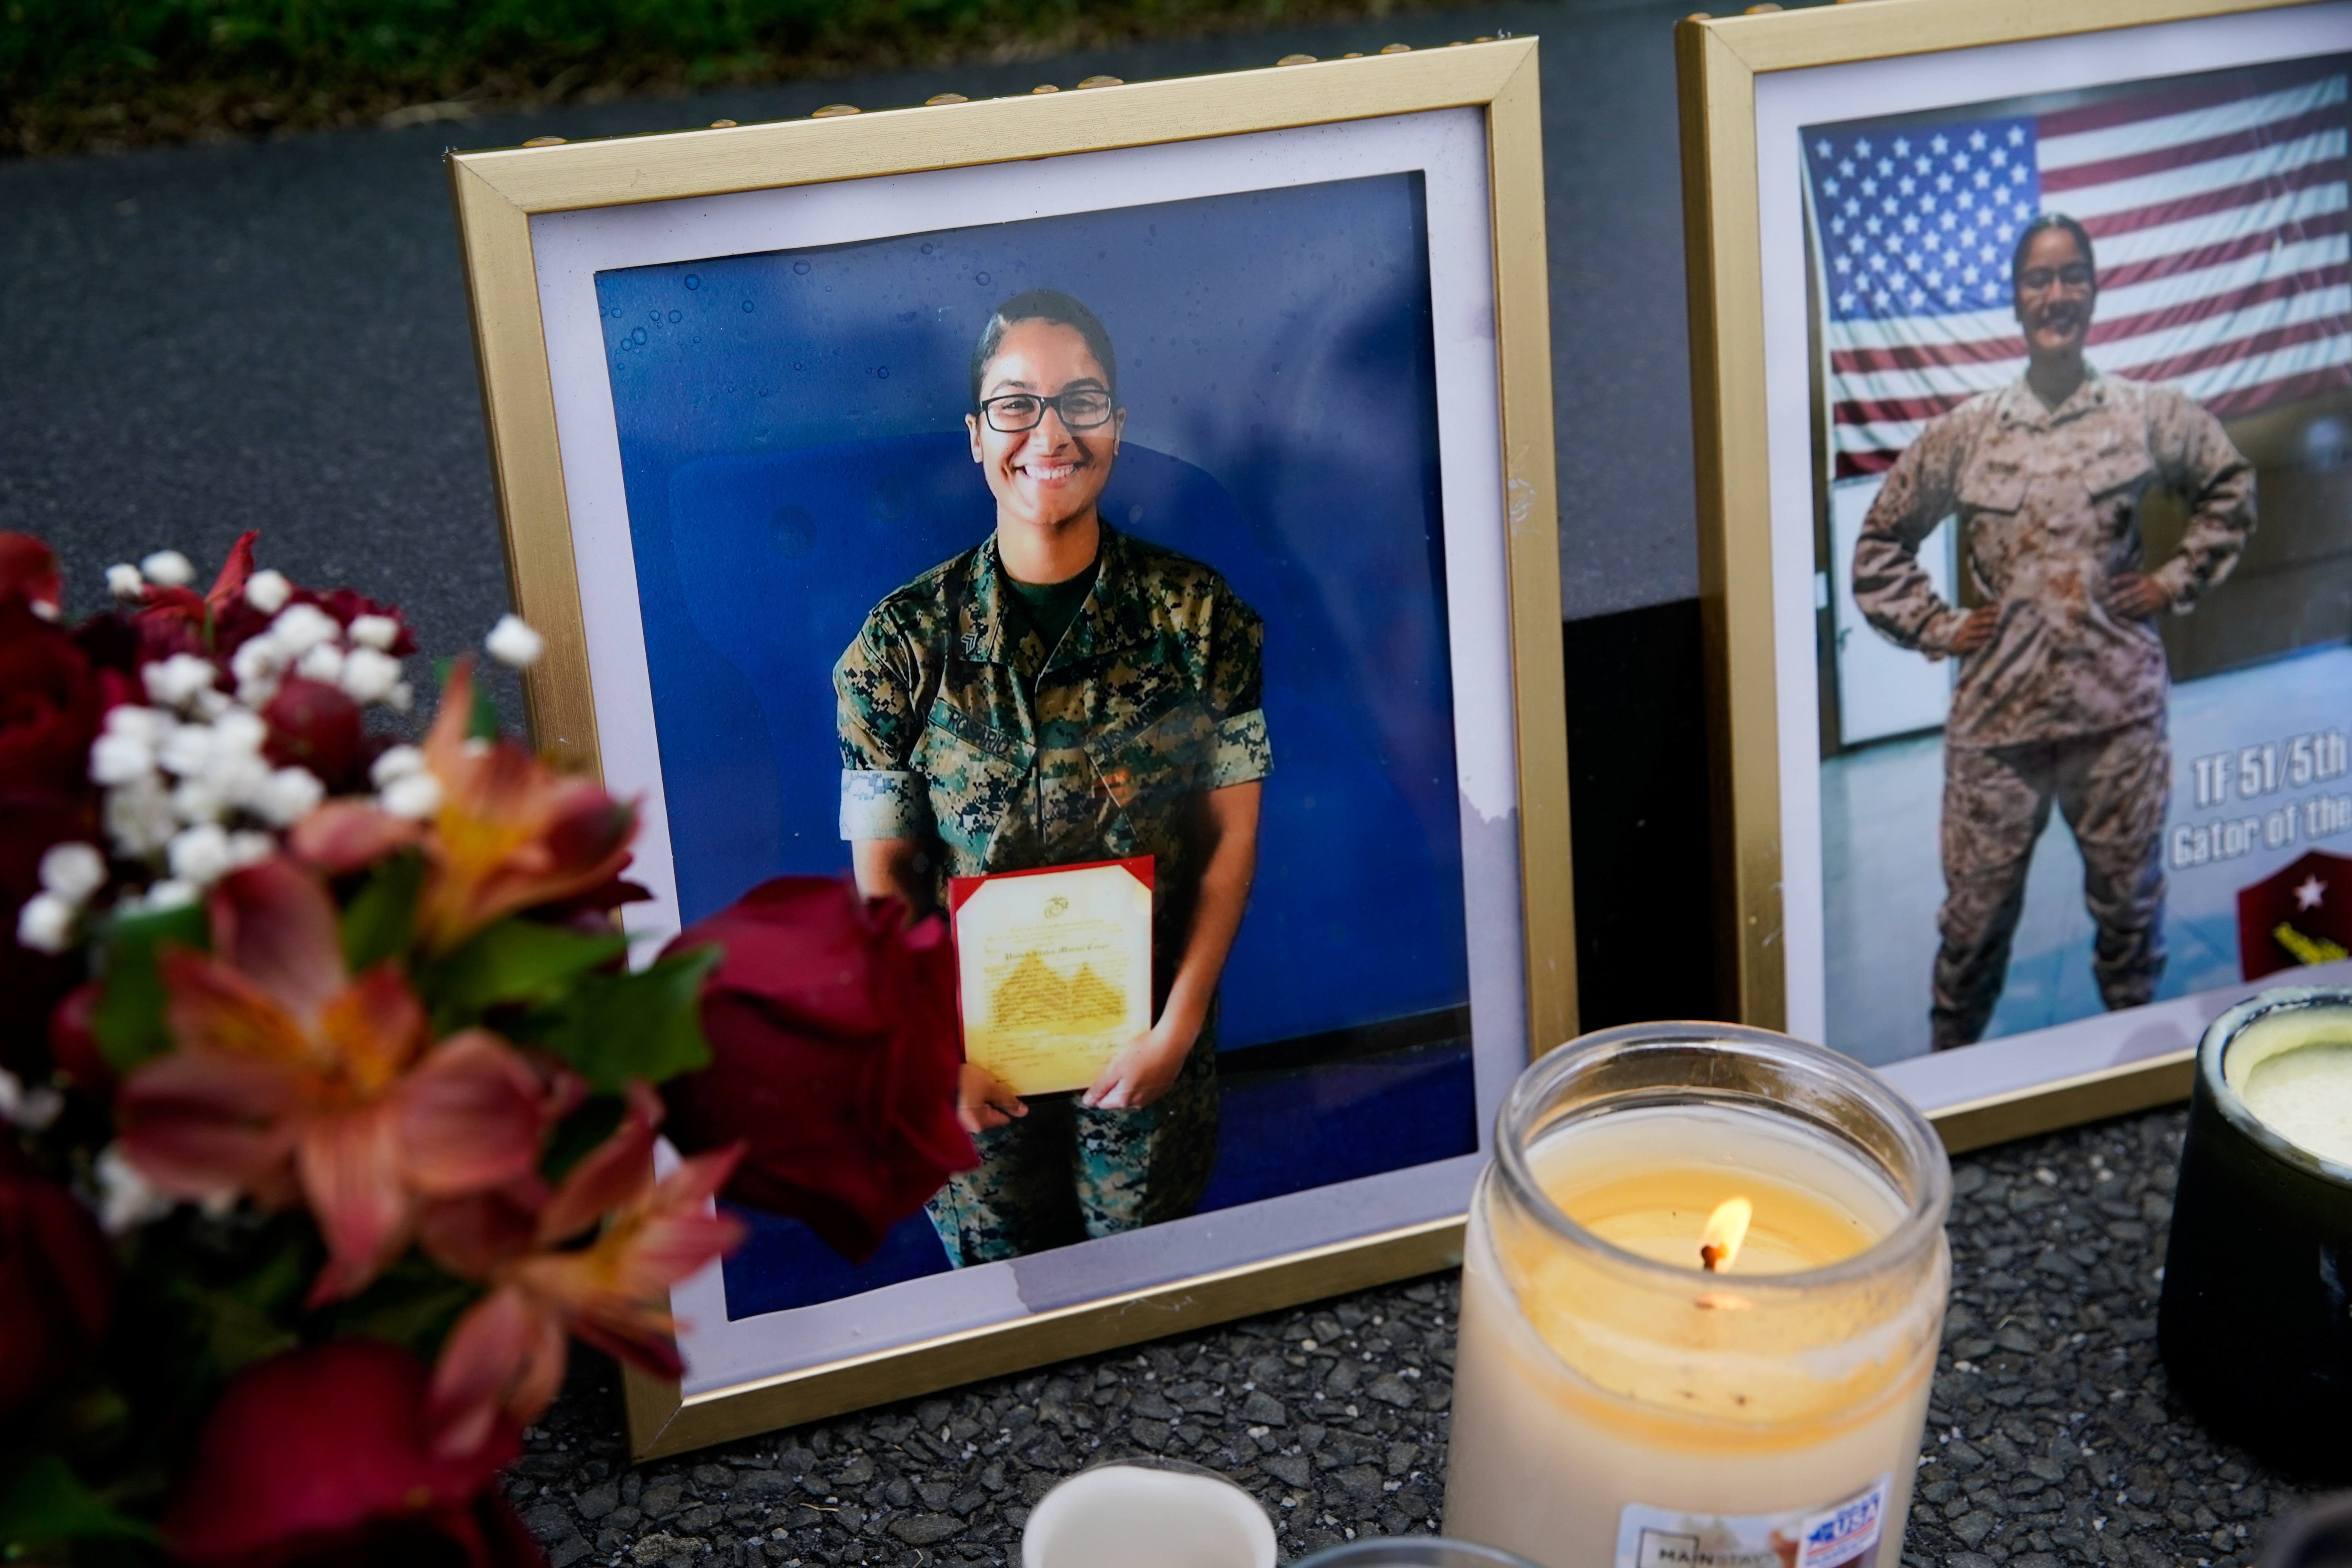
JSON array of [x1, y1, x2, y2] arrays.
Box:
[[835, 525, 1272, 1265], [1853, 368, 2254, 1048]]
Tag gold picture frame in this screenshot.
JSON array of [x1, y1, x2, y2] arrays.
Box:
[[445, 42, 1571, 1460], [1678, 0, 2352, 1151]]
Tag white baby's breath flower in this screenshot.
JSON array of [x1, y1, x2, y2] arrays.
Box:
[[485, 613, 545, 669], [95, 1144, 175, 1235], [232, 634, 288, 682], [105, 776, 177, 856], [244, 568, 293, 615], [370, 745, 425, 786], [206, 754, 272, 817], [15, 893, 74, 954], [0, 1069, 64, 1132], [295, 642, 345, 684], [380, 771, 444, 821], [105, 705, 173, 744], [38, 842, 107, 904], [348, 614, 400, 651], [255, 766, 325, 827], [142, 652, 219, 710], [385, 681, 414, 713], [270, 603, 341, 657], [106, 563, 145, 601], [89, 730, 157, 786], [210, 709, 268, 757], [225, 830, 275, 869], [141, 878, 198, 912], [192, 689, 233, 721], [29, 598, 58, 623], [0, 1068, 63, 1132], [338, 646, 402, 704], [168, 823, 233, 885], [140, 550, 195, 588], [171, 778, 226, 824], [158, 722, 215, 778]]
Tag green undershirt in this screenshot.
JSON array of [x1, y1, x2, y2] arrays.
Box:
[[1004, 555, 1100, 677]]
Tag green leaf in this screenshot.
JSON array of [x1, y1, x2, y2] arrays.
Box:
[[88, 902, 210, 1074], [327, 1256, 480, 1355], [424, 917, 626, 1032], [434, 656, 504, 741], [339, 849, 423, 972], [0, 1452, 158, 1548], [531, 947, 717, 1093]]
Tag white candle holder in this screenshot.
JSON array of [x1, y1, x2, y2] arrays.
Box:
[[1021, 1455, 1276, 1568], [1443, 1022, 1952, 1568]]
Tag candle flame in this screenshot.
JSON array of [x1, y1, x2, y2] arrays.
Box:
[[1699, 1196, 1753, 1273]]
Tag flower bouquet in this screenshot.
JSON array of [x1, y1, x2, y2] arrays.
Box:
[[0, 534, 973, 1565]]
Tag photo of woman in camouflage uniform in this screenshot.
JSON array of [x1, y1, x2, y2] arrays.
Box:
[[835, 289, 1274, 1266], [1852, 215, 2256, 1049]]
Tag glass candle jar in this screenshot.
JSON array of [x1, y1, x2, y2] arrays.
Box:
[[2159, 987, 2352, 1477], [1443, 1022, 1951, 1568]]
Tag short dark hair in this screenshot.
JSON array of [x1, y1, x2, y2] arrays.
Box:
[[2011, 212, 2098, 288], [968, 289, 1119, 408]]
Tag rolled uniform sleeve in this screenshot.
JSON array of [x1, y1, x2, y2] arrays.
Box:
[[1852, 405, 1978, 659], [2143, 386, 2256, 611], [833, 613, 933, 841], [1202, 587, 1272, 791]]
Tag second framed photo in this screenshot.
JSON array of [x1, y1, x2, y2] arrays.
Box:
[[1680, 0, 2352, 1146], [447, 44, 1569, 1457]]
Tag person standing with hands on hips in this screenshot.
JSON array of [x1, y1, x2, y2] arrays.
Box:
[[1853, 214, 2256, 1051], [834, 289, 1272, 1266]]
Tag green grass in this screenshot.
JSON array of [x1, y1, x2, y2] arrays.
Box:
[[4, 0, 1437, 156]]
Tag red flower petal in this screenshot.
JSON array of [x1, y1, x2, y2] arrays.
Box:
[[288, 800, 424, 876], [298, 1103, 412, 1305], [0, 534, 63, 616], [116, 1048, 301, 1198], [208, 860, 348, 1027], [163, 1339, 518, 1564], [395, 1031, 548, 1198], [0, 1161, 114, 1418]]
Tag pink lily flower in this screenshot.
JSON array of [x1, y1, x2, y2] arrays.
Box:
[[421, 1084, 744, 1457], [116, 858, 564, 1304], [287, 660, 637, 954]]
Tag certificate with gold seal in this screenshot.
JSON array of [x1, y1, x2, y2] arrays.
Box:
[[946, 857, 1155, 1097]]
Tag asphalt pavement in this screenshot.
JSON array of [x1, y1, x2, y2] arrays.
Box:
[[0, 0, 1700, 638]]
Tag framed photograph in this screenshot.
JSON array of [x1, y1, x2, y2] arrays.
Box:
[[1678, 0, 2352, 1151], [445, 42, 1570, 1459]]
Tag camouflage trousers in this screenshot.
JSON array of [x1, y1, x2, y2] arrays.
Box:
[[1931, 714, 2170, 1050], [924, 1025, 1220, 1268]]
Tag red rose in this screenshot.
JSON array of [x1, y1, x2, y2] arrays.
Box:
[[262, 677, 367, 791], [0, 1149, 116, 1419], [0, 594, 106, 1072], [163, 1340, 540, 1568], [661, 877, 975, 1260], [0, 534, 63, 618]]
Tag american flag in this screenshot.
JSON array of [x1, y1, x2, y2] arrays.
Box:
[[1807, 57, 2352, 480]]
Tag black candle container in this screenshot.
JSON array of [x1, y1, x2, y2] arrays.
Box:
[[2159, 987, 2352, 1477]]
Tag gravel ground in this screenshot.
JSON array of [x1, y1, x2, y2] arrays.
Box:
[[511, 1104, 2329, 1568]]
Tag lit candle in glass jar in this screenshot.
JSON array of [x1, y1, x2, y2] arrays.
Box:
[[1444, 1024, 1951, 1568]]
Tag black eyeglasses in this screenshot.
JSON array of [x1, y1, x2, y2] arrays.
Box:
[[976, 389, 1116, 433]]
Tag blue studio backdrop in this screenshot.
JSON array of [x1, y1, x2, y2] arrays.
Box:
[[597, 171, 1469, 1054], [595, 173, 1479, 1310]]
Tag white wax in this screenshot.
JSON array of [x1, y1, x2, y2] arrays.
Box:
[[2226, 1009, 2352, 1167], [1022, 1463, 1275, 1568]]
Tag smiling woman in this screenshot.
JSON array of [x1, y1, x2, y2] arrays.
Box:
[[837, 286, 1273, 1269]]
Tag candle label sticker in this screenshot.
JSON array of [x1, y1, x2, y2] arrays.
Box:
[[1615, 1473, 1891, 1568]]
